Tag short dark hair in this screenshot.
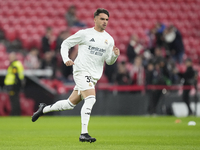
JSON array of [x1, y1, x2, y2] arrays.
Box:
[[94, 8, 109, 18]]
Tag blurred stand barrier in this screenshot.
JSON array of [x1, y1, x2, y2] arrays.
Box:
[[0, 71, 199, 116], [0, 69, 53, 77], [53, 84, 199, 116]]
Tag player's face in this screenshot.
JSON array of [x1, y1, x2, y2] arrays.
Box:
[[94, 13, 109, 32]]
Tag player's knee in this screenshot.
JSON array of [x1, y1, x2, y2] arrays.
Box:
[[81, 95, 96, 116], [85, 95, 96, 105], [61, 99, 76, 110]]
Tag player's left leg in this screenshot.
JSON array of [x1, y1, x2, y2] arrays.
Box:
[[32, 90, 81, 122], [42, 90, 82, 113], [79, 89, 96, 143]]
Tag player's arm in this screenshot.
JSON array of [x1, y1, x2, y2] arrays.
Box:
[[60, 30, 84, 66], [105, 44, 120, 65]]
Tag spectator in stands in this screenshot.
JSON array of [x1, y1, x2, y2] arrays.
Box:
[[24, 48, 41, 69], [4, 52, 24, 115], [41, 27, 55, 53], [104, 62, 117, 84], [65, 5, 86, 28], [147, 61, 163, 115], [145, 61, 154, 113], [159, 59, 171, 85], [127, 34, 144, 63], [154, 47, 163, 62], [147, 58, 171, 115], [177, 58, 195, 115], [152, 47, 178, 84], [55, 30, 74, 81], [55, 30, 78, 81], [164, 25, 184, 64], [61, 44, 78, 82], [146, 28, 157, 55], [129, 56, 145, 85], [170, 60, 179, 84], [147, 47, 164, 67], [155, 22, 166, 48], [150, 47, 173, 81], [145, 61, 154, 86], [55, 30, 70, 52], [41, 51, 57, 79], [115, 61, 131, 85]]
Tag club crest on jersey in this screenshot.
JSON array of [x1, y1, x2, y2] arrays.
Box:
[[105, 39, 108, 44], [89, 82, 93, 87]]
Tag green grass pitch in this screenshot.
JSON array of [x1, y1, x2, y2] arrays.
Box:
[[0, 116, 200, 150]]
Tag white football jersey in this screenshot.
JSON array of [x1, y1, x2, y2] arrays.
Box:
[[61, 27, 118, 80]]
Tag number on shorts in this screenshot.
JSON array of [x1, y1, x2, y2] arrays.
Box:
[[85, 76, 92, 83]]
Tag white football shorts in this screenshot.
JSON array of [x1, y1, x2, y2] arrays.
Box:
[[73, 71, 97, 95]]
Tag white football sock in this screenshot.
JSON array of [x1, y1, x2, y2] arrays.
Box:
[[43, 99, 76, 114], [81, 95, 96, 134]]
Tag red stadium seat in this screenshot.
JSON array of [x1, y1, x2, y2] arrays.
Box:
[[98, 74, 108, 84], [0, 44, 6, 52], [29, 16, 42, 26], [0, 93, 11, 116], [46, 8, 58, 18], [18, 33, 32, 50], [20, 93, 35, 116], [35, 7, 48, 17], [70, 27, 81, 35], [41, 16, 54, 26], [117, 54, 128, 63], [5, 28, 16, 41], [31, 34, 42, 49], [53, 19, 67, 27], [36, 25, 46, 36], [2, 60, 10, 69], [126, 62, 134, 72]]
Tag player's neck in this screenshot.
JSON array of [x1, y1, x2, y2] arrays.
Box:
[[94, 27, 104, 33]]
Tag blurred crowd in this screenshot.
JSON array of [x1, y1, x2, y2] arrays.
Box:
[[0, 6, 196, 88], [105, 22, 193, 87], [17, 5, 84, 81]]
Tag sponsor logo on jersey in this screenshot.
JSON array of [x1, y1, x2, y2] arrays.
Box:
[[90, 38, 95, 42], [105, 39, 108, 44], [88, 46, 106, 56], [88, 46, 106, 53]]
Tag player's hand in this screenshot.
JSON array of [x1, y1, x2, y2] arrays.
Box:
[[113, 46, 120, 56], [65, 60, 74, 66]]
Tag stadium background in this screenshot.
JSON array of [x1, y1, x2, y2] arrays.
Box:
[[0, 0, 200, 116]]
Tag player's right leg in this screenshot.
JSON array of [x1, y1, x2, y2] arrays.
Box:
[[31, 90, 81, 122], [79, 89, 96, 143]]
